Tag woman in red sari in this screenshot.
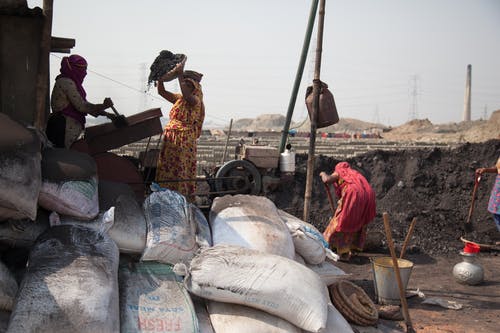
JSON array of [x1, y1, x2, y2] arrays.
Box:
[[320, 162, 376, 261]]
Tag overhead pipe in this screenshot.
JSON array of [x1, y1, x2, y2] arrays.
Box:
[[279, 0, 320, 154]]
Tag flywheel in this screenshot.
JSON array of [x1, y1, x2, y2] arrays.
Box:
[[215, 159, 262, 195]]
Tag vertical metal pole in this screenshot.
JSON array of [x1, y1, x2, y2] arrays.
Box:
[[303, 0, 326, 222], [279, 0, 320, 154], [463, 64, 471, 122], [34, 0, 54, 130], [221, 118, 233, 164]]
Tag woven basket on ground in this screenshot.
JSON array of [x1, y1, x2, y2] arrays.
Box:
[[329, 280, 378, 326]]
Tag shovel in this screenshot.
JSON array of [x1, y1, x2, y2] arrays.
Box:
[[465, 172, 481, 233]]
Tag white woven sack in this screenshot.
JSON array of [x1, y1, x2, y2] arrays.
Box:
[[306, 258, 350, 286], [317, 303, 354, 333], [142, 190, 198, 264], [192, 297, 215, 333], [209, 195, 295, 259], [108, 194, 146, 254], [38, 176, 99, 220], [190, 203, 212, 248], [7, 225, 119, 333], [208, 301, 301, 333], [294, 252, 306, 264], [0, 261, 17, 311], [278, 210, 326, 264], [177, 244, 328, 332], [119, 262, 199, 333], [0, 149, 41, 221], [49, 209, 114, 234]]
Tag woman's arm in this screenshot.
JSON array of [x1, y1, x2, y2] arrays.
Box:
[[476, 167, 498, 174], [157, 57, 187, 104], [60, 78, 111, 117], [178, 72, 199, 106], [320, 171, 339, 184], [157, 81, 178, 104], [174, 58, 199, 106], [86, 98, 113, 117]]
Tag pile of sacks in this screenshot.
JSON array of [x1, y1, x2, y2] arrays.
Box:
[[0, 115, 355, 332]]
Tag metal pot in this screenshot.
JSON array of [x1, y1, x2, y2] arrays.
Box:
[[453, 252, 484, 285]]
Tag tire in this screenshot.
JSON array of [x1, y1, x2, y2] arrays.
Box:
[[215, 159, 262, 195]]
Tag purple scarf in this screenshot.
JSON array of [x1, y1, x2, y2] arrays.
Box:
[[56, 54, 88, 126]]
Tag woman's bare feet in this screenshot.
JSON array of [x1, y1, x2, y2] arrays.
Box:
[[339, 252, 352, 262]]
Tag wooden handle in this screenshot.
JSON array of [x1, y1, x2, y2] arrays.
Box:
[[383, 212, 414, 332], [323, 182, 336, 215], [110, 105, 120, 116], [400, 217, 417, 259], [466, 174, 481, 225]]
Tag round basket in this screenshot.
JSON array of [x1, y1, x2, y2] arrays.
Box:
[[148, 51, 186, 84], [329, 280, 378, 326]]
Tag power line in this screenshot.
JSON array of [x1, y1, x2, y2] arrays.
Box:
[[139, 62, 148, 111], [50, 54, 164, 102], [49, 54, 228, 123]]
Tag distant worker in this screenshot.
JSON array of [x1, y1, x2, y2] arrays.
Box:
[[46, 54, 115, 148], [320, 162, 376, 261], [155, 57, 205, 200], [476, 156, 500, 232]]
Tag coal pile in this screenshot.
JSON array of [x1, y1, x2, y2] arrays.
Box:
[[147, 50, 185, 86], [267, 139, 500, 255]]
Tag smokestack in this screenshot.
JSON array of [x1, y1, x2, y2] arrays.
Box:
[[463, 64, 471, 122]]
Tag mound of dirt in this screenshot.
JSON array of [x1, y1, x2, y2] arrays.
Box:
[[382, 111, 500, 143], [229, 110, 500, 143], [267, 139, 500, 255], [294, 117, 383, 133], [232, 114, 287, 131]]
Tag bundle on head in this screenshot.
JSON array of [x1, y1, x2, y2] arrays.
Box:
[[148, 50, 185, 85]]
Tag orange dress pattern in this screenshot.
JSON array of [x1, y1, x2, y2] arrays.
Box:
[[156, 79, 204, 199]]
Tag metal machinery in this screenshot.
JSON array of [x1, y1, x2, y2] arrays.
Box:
[[71, 108, 163, 201], [213, 139, 284, 196]]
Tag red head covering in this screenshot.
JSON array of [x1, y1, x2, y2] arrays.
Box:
[[332, 161, 376, 232], [334, 162, 363, 186], [57, 54, 87, 99]]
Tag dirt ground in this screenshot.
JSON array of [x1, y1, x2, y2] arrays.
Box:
[[336, 251, 500, 333], [266, 139, 500, 332]]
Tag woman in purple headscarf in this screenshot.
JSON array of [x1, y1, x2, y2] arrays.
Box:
[[46, 54, 115, 148]]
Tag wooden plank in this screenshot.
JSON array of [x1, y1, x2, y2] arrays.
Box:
[[50, 48, 71, 54], [50, 36, 75, 51], [84, 109, 163, 154], [85, 108, 162, 139]]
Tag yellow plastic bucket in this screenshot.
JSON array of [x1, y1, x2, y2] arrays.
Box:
[[371, 256, 414, 305]]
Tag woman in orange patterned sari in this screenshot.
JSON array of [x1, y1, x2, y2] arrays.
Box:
[[155, 59, 205, 200], [320, 162, 376, 261]]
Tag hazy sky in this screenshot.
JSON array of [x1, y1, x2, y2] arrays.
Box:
[[28, 0, 500, 128]]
